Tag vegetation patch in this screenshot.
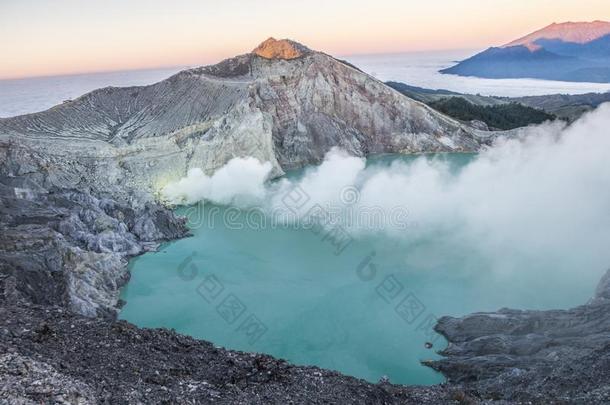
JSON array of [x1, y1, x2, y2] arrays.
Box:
[[429, 97, 557, 130]]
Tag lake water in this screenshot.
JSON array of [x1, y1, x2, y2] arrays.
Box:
[[4, 50, 609, 386], [2, 50, 610, 117], [119, 153, 606, 386]]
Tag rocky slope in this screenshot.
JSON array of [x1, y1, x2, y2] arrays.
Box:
[[1, 38, 608, 403], [0, 182, 188, 317], [0, 38, 499, 318], [1, 268, 608, 403], [429, 269, 610, 403], [0, 290, 458, 404], [0, 38, 494, 189]]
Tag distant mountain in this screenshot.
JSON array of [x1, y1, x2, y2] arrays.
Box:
[[442, 21, 610, 83], [505, 20, 610, 50]]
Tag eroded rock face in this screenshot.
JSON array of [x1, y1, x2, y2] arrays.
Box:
[[1, 39, 606, 403], [428, 269, 610, 403], [0, 38, 499, 196], [252, 37, 311, 60], [0, 39, 500, 317], [0, 174, 188, 317]]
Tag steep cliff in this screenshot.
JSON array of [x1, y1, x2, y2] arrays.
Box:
[[0, 39, 495, 197], [4, 38, 606, 404], [0, 38, 503, 317]]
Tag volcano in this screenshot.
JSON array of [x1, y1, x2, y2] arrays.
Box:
[[442, 21, 610, 83]]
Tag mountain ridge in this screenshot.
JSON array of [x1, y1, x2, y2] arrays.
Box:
[[442, 21, 610, 82], [1, 38, 609, 404], [0, 38, 502, 318], [1, 38, 496, 185], [505, 20, 610, 50]]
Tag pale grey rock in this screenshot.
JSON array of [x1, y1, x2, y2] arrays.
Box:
[[593, 269, 610, 303], [0, 177, 188, 317], [0, 39, 506, 199], [0, 39, 509, 316], [469, 120, 490, 131], [0, 38, 605, 403]]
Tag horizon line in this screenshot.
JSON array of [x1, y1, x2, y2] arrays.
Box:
[[0, 47, 479, 82]]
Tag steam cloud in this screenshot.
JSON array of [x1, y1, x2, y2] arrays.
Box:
[[163, 104, 610, 278], [163, 157, 273, 205]]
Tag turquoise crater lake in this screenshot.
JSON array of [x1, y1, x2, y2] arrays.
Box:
[[119, 154, 605, 386]]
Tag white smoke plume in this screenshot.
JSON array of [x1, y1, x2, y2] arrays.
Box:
[[162, 104, 610, 278], [162, 157, 273, 205]]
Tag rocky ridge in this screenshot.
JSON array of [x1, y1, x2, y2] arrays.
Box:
[[0, 38, 501, 317], [442, 21, 610, 82], [253, 37, 312, 59], [0, 38, 497, 187], [506, 21, 610, 50], [0, 39, 608, 403], [429, 270, 610, 403]]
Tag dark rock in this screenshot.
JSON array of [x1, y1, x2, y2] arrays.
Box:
[[379, 375, 390, 384], [0, 38, 607, 404], [0, 302, 458, 404], [0, 175, 188, 317], [428, 269, 610, 403]]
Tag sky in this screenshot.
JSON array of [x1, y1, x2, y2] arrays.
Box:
[[1, 0, 609, 79]]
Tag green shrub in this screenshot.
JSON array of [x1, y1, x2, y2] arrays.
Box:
[[429, 97, 556, 130]]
